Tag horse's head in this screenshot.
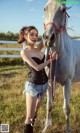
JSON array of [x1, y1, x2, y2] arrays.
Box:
[[43, 0, 70, 51]]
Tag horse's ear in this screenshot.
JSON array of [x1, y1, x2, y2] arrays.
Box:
[[61, 5, 66, 12], [66, 6, 72, 10]]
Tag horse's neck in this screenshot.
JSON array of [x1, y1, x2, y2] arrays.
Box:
[[58, 30, 71, 53]]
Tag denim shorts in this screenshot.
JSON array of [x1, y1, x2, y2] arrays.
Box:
[[24, 81, 48, 97]]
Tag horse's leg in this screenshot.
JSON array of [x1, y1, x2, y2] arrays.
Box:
[[63, 79, 71, 133], [42, 87, 52, 133]]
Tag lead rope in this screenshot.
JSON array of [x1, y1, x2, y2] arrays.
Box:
[[49, 48, 54, 98], [49, 48, 58, 99], [53, 53, 58, 97]]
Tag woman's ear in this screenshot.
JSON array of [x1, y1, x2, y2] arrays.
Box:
[[24, 34, 28, 40]]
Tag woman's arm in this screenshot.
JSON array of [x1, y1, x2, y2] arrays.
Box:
[[20, 49, 54, 71]]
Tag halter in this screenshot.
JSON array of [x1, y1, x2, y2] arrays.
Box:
[[44, 22, 65, 35], [44, 11, 67, 34]]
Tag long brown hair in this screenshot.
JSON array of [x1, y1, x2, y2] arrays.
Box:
[[18, 26, 38, 44]]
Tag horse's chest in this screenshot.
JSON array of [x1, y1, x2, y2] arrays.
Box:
[[52, 59, 70, 85]]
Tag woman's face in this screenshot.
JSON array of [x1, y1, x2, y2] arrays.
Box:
[[24, 29, 38, 45]]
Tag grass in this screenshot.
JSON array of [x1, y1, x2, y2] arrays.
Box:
[[0, 65, 80, 133], [0, 43, 80, 132]]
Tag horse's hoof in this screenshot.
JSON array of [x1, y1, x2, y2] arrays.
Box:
[[48, 120, 52, 126], [46, 119, 52, 126]]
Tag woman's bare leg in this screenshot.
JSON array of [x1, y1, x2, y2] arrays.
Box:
[[34, 96, 42, 117], [35, 93, 46, 118], [25, 92, 37, 124]]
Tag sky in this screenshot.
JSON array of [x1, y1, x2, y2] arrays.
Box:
[[0, 0, 80, 36]]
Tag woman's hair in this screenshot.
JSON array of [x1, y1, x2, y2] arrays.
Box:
[[18, 26, 38, 43]]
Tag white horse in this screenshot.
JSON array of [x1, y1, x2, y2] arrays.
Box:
[[42, 0, 80, 133]]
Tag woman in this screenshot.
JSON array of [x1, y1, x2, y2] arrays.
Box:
[[18, 26, 58, 133]]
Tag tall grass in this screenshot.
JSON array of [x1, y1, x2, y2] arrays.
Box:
[[0, 65, 80, 133]]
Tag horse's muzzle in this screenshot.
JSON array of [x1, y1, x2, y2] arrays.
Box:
[[43, 32, 55, 47]]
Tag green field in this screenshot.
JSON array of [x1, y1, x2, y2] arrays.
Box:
[[0, 65, 80, 133]]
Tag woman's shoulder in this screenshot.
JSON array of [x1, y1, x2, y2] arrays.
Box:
[[20, 47, 29, 57], [24, 47, 29, 52]]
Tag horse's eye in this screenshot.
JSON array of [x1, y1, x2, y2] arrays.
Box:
[[44, 8, 46, 11]]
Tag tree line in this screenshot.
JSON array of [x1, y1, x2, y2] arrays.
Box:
[[0, 31, 19, 41], [0, 31, 42, 41], [0, 31, 80, 41]]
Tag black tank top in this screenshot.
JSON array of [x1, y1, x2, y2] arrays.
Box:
[[27, 55, 48, 85]]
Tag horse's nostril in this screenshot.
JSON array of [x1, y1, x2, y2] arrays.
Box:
[[50, 33, 55, 40], [43, 34, 48, 40], [45, 36, 48, 40], [49, 33, 55, 47]]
